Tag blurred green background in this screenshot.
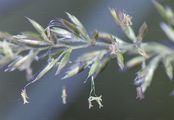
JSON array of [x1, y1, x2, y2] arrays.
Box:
[[0, 0, 174, 120]]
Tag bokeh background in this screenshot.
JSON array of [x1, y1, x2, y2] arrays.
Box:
[[0, 0, 174, 120]]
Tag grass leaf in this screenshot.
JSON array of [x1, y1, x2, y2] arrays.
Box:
[[163, 57, 173, 80], [116, 52, 124, 70], [87, 58, 100, 80], [137, 22, 147, 41], [161, 22, 174, 42], [34, 58, 57, 81], [126, 56, 145, 68], [26, 17, 53, 44], [55, 48, 72, 75], [65, 13, 90, 40]]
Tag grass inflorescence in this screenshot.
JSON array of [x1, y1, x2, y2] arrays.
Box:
[[0, 1, 173, 108]]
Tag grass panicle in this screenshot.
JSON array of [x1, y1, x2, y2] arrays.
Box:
[[0, 1, 174, 108]]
